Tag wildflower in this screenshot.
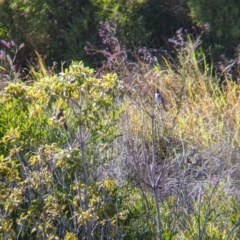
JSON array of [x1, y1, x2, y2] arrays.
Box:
[[10, 40, 16, 47], [0, 40, 10, 48], [11, 65, 17, 72]]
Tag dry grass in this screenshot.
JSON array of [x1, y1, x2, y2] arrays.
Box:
[[124, 44, 240, 151], [119, 43, 240, 199]]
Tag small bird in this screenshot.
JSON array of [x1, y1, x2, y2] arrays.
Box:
[[155, 89, 167, 111], [56, 109, 64, 120], [56, 109, 68, 130]]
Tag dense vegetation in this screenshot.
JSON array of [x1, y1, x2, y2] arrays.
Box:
[[1, 1, 240, 240], [1, 0, 240, 67]]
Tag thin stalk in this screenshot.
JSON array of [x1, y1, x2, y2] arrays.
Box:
[[151, 104, 163, 240], [153, 187, 162, 240]]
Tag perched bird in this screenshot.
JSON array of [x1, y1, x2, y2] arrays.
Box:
[[155, 89, 167, 111], [56, 109, 68, 130], [56, 109, 64, 120]]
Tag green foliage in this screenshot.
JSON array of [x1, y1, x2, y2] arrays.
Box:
[[0, 0, 193, 68], [187, 0, 240, 38], [92, 0, 149, 46], [0, 0, 97, 63], [1, 0, 240, 71], [0, 61, 127, 239], [0, 0, 149, 65]]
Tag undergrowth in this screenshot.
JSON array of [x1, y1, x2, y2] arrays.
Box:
[[1, 26, 240, 239]]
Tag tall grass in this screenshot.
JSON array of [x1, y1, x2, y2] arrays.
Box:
[[119, 41, 240, 239]]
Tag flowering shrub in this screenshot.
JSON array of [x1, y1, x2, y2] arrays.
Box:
[[0, 39, 24, 79]]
